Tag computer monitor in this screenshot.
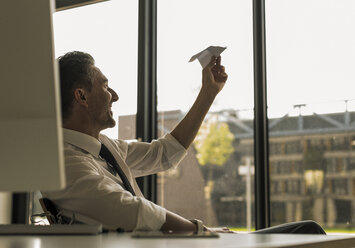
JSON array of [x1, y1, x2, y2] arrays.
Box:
[[0, 0, 65, 192]]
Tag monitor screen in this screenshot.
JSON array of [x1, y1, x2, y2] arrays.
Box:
[[0, 0, 65, 191]]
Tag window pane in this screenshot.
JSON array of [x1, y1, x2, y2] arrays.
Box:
[[266, 0, 355, 233], [157, 0, 254, 230], [53, 1, 138, 138], [31, 1, 138, 221]]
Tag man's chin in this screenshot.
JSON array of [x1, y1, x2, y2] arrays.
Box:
[[101, 119, 116, 130], [107, 119, 116, 128]]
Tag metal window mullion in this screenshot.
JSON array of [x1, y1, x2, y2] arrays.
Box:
[[136, 0, 158, 203], [253, 0, 270, 230]]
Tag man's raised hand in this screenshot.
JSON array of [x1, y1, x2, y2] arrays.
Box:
[[202, 56, 228, 96]]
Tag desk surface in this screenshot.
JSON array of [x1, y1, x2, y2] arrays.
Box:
[[1, 233, 355, 248]]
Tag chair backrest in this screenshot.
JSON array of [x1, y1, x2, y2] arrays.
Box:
[[39, 197, 60, 224]]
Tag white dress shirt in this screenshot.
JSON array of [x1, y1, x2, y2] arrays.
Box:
[[42, 128, 187, 231]]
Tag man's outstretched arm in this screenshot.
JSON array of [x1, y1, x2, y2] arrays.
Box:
[[161, 56, 229, 233], [170, 56, 228, 149]]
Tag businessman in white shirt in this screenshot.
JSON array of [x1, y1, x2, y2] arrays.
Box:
[[43, 51, 325, 235], [43, 51, 230, 232]]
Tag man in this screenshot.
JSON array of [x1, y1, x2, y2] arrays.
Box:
[[43, 51, 228, 232], [43, 51, 325, 234]]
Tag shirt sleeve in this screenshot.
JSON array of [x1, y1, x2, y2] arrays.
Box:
[[124, 133, 187, 178], [43, 148, 166, 231]]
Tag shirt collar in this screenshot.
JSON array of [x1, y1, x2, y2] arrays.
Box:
[[62, 128, 101, 158]]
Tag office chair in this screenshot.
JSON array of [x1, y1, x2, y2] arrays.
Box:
[[39, 198, 85, 225], [39, 198, 61, 224], [24, 198, 103, 234]]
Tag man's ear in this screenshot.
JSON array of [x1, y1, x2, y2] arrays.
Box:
[[74, 88, 89, 107]]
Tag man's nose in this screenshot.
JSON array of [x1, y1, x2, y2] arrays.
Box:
[[109, 88, 119, 102]]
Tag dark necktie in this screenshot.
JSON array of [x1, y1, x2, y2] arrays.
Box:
[[99, 144, 136, 196]]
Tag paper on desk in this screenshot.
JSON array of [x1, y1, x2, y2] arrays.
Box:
[[189, 46, 227, 68]]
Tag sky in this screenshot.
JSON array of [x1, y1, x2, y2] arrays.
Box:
[[53, 0, 355, 138]]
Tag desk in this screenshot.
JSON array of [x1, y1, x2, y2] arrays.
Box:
[[0, 233, 355, 248]]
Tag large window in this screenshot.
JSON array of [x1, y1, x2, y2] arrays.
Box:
[[266, 0, 355, 231], [25, 0, 355, 234], [157, 0, 255, 230]]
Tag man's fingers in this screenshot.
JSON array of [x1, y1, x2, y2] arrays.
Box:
[[211, 64, 226, 82], [216, 56, 221, 66], [221, 72, 228, 81], [204, 55, 228, 83], [205, 56, 217, 69], [206, 56, 224, 71]]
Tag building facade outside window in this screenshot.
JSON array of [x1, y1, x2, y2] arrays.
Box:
[[266, 0, 355, 231]]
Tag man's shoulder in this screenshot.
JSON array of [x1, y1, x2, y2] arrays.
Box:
[[62, 142, 101, 173], [99, 134, 128, 158], [99, 134, 127, 148], [63, 142, 92, 158]]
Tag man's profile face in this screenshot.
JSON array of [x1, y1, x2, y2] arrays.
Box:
[[86, 66, 119, 131]]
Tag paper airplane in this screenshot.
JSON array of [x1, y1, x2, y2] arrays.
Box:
[[189, 46, 227, 68]]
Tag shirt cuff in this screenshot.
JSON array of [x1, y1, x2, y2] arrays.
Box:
[[135, 197, 166, 231]]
